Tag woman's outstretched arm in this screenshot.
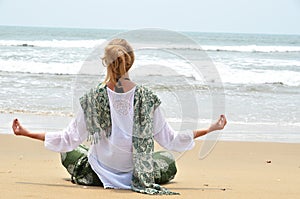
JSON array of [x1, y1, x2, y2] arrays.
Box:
[[193, 115, 227, 139], [12, 119, 45, 141]]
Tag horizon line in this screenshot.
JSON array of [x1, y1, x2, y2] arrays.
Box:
[[1, 24, 300, 37]]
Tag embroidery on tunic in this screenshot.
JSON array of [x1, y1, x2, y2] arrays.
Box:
[[112, 99, 130, 115], [109, 90, 133, 116]]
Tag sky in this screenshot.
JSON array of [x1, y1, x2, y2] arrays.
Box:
[[0, 0, 300, 35]]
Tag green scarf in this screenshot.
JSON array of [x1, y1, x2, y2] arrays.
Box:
[[80, 84, 179, 195]]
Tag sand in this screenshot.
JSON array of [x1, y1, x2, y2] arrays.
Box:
[[1, 134, 300, 199]]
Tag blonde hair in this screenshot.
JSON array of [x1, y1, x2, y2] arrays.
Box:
[[102, 39, 135, 85]]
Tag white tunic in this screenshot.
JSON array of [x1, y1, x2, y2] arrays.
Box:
[[45, 86, 195, 189]]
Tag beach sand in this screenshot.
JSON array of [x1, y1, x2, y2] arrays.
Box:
[[1, 134, 300, 199]]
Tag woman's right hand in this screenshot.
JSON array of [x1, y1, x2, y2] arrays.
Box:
[[194, 115, 227, 138], [208, 115, 227, 132]]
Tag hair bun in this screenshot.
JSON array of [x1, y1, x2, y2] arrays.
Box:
[[102, 39, 135, 85]]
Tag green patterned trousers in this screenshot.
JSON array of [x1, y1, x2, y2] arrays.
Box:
[[60, 145, 177, 186]]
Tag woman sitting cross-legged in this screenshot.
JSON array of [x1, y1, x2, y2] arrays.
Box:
[[12, 38, 227, 195]]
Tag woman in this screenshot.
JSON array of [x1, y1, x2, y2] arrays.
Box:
[[12, 38, 227, 195]]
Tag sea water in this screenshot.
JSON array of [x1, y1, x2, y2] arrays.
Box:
[[0, 26, 299, 143]]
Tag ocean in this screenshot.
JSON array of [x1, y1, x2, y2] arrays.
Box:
[[0, 26, 299, 143]]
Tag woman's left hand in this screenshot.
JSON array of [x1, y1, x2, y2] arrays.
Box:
[[12, 119, 29, 136]]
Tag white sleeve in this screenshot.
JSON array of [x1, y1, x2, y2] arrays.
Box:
[[153, 107, 195, 152], [44, 106, 88, 152]]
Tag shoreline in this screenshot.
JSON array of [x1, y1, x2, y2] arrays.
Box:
[[1, 134, 299, 198], [1, 112, 299, 144]]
